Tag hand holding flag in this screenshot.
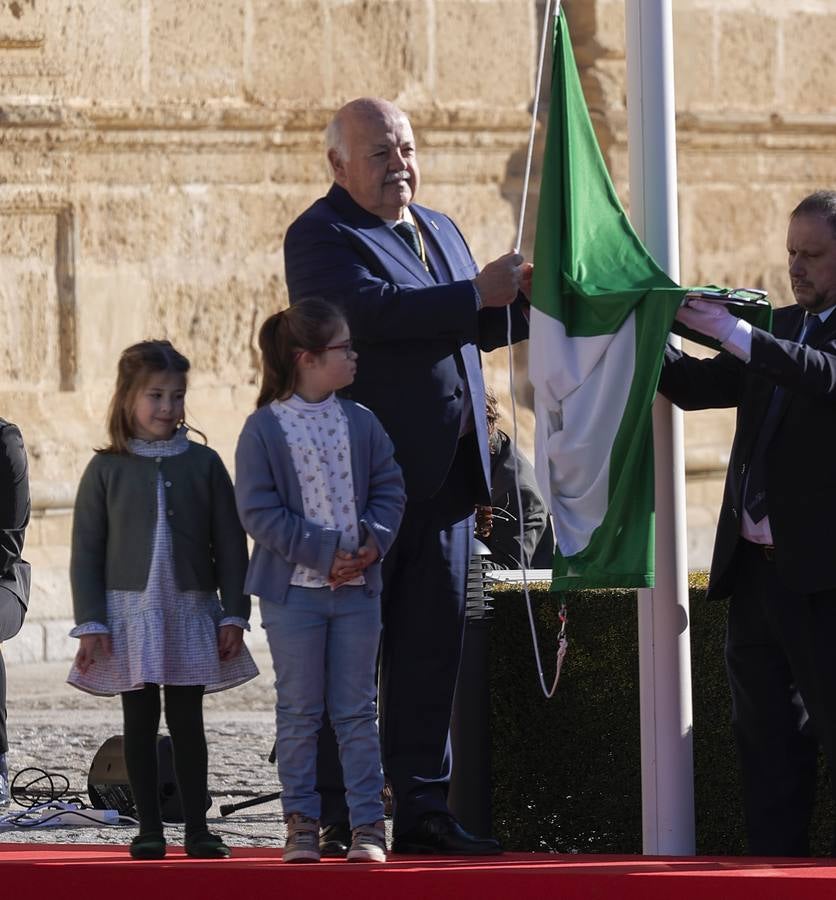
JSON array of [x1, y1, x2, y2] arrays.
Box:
[[675, 298, 738, 342]]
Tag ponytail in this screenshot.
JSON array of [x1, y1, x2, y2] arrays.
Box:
[[256, 298, 345, 408]]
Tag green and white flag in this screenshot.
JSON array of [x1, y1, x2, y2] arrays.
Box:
[[529, 11, 688, 592]]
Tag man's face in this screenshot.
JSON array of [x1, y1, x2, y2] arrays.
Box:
[[787, 213, 836, 314], [330, 104, 420, 220]]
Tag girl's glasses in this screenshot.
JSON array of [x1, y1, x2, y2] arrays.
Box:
[[294, 340, 354, 361], [313, 340, 353, 358]]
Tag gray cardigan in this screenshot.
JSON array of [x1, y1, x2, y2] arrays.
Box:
[[71, 442, 250, 625], [234, 398, 405, 603]]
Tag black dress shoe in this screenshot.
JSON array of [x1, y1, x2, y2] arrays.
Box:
[[320, 821, 351, 858], [392, 812, 502, 855]]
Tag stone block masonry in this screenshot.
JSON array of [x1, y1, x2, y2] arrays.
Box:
[[4, 1, 836, 659]]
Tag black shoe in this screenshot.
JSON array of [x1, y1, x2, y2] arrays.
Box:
[[130, 832, 166, 860], [185, 831, 232, 859], [320, 821, 351, 858], [392, 812, 502, 856]]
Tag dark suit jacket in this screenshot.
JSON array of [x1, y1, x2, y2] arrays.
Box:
[[283, 184, 529, 502], [0, 420, 30, 608], [659, 305, 836, 600]]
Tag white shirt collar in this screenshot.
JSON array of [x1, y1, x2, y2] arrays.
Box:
[[384, 207, 415, 228]]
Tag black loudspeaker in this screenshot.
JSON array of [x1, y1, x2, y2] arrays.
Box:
[[87, 734, 210, 822]]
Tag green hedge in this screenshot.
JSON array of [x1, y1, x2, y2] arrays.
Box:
[[488, 578, 834, 855]]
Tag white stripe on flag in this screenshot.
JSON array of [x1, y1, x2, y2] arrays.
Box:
[[529, 306, 636, 558]]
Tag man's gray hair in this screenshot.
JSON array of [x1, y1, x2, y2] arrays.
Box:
[[325, 114, 348, 164], [791, 190, 836, 237], [325, 99, 410, 168]]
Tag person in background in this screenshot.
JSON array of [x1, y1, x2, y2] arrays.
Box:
[[475, 389, 554, 571], [0, 419, 30, 808], [68, 340, 257, 860]]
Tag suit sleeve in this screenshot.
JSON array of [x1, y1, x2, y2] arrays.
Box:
[[0, 423, 29, 577], [285, 214, 482, 344], [478, 300, 529, 353], [358, 417, 406, 559], [208, 451, 251, 621], [234, 422, 341, 577], [748, 327, 836, 402], [658, 343, 744, 410]]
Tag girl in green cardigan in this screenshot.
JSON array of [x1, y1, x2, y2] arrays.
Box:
[[68, 340, 257, 860]]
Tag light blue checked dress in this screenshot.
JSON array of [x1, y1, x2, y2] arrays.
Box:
[[67, 431, 258, 697]]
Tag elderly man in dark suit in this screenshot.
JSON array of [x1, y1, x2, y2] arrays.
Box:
[[284, 97, 529, 855], [660, 190, 836, 857]]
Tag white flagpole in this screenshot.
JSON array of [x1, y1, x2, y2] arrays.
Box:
[[625, 0, 696, 855]]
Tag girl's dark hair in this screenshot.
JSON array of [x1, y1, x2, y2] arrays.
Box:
[[256, 298, 346, 408], [100, 340, 204, 453]]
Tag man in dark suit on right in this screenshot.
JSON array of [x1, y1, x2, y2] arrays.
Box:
[[660, 190, 836, 856]]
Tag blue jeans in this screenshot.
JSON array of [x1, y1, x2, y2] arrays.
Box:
[[261, 584, 384, 828]]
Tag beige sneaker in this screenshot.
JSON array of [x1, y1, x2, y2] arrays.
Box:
[[284, 813, 321, 863], [347, 820, 387, 862]]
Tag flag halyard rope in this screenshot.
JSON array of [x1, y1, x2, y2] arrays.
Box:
[[507, 0, 566, 700]]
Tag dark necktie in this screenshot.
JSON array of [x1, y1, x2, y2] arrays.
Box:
[[393, 220, 422, 260], [744, 313, 822, 523]]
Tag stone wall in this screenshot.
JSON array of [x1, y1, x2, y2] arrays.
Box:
[[0, 0, 537, 661], [4, 0, 836, 661]]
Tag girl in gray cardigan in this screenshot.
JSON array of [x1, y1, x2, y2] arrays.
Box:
[[235, 299, 404, 863], [68, 340, 257, 861]]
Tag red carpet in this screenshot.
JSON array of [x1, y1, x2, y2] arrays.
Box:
[[1, 845, 835, 899]]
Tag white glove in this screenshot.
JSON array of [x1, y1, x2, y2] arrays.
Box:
[[675, 298, 738, 343]]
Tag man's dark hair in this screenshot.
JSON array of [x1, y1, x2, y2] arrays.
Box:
[[791, 190, 836, 237]]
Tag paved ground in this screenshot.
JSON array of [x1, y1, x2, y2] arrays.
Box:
[[0, 648, 308, 849]]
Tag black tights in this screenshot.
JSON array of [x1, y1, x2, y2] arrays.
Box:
[[121, 684, 207, 836]]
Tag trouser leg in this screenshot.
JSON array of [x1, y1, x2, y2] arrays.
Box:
[[316, 721, 348, 826], [0, 587, 25, 755], [325, 585, 383, 828], [726, 544, 818, 856], [766, 582, 836, 856], [262, 587, 328, 821], [380, 505, 473, 836]]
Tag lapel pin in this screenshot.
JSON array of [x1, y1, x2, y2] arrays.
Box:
[[430, 219, 439, 230]]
